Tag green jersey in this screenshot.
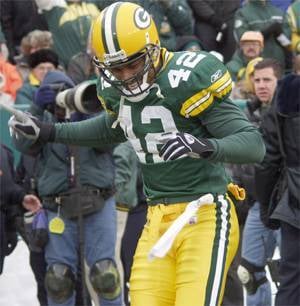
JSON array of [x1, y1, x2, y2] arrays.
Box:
[[55, 50, 265, 204]]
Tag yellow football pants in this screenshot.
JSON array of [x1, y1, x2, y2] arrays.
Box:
[[130, 194, 239, 306]]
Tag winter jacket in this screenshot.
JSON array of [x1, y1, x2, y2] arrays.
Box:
[[234, 0, 290, 67], [188, 0, 240, 24], [113, 141, 139, 210], [15, 73, 39, 106], [188, 0, 240, 61], [0, 144, 25, 273], [0, 57, 23, 100], [255, 74, 300, 229]]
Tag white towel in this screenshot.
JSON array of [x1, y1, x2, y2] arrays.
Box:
[[148, 193, 214, 260]]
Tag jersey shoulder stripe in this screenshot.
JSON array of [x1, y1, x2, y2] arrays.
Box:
[[180, 69, 232, 118]]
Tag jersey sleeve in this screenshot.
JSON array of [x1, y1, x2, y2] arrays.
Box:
[[55, 111, 126, 146], [179, 52, 233, 118]]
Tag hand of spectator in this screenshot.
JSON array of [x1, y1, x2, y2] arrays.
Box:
[[259, 203, 280, 230], [34, 85, 56, 110], [261, 22, 283, 39], [22, 194, 41, 213]]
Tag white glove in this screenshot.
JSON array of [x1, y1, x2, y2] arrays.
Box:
[[8, 114, 42, 141]]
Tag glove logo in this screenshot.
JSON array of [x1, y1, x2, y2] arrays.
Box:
[[184, 133, 195, 145]]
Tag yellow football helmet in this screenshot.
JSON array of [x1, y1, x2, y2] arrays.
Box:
[[91, 2, 161, 97]]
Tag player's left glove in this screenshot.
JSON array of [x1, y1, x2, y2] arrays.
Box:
[[158, 132, 215, 161]]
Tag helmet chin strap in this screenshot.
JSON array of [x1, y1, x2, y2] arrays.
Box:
[[124, 82, 164, 103], [123, 70, 151, 102]]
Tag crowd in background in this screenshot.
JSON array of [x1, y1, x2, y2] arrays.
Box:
[[0, 1, 299, 306]]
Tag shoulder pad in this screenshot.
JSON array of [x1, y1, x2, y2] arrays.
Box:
[[180, 53, 232, 118]]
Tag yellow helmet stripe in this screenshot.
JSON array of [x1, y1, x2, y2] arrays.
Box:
[[102, 2, 122, 54]]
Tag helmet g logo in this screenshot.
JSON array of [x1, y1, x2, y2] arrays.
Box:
[[134, 8, 151, 29]]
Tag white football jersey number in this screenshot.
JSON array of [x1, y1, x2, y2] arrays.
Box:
[[168, 52, 206, 88], [119, 105, 178, 163]]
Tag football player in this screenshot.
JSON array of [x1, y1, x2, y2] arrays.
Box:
[[9, 2, 265, 306]]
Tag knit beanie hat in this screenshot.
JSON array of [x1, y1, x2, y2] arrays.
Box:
[[28, 49, 59, 69]]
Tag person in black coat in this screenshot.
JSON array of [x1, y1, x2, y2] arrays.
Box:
[[0, 143, 41, 274], [0, 0, 48, 63], [255, 73, 300, 306], [187, 0, 240, 62]]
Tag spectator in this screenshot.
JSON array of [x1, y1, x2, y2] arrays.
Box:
[[15, 30, 54, 80], [235, 58, 283, 306], [113, 141, 147, 306], [227, 31, 264, 82], [255, 73, 300, 306], [188, 0, 241, 62], [0, 0, 48, 63], [9, 3, 266, 305], [234, 0, 291, 70], [12, 71, 122, 306], [14, 154, 49, 306], [34, 0, 100, 68], [0, 48, 23, 101], [15, 48, 59, 106], [16, 153, 96, 306], [0, 143, 41, 274]]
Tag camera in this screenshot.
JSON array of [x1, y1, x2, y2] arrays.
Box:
[[55, 80, 102, 115]]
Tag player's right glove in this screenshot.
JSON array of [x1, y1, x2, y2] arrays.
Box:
[[8, 114, 55, 142]]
